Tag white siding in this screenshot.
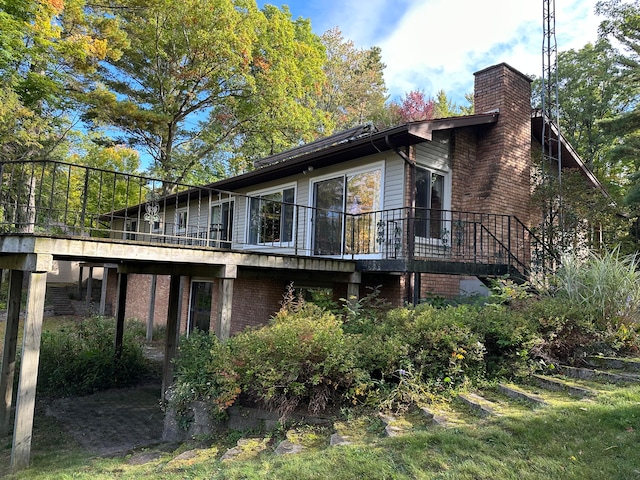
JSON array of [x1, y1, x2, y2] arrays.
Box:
[[383, 155, 405, 211], [415, 131, 451, 172]]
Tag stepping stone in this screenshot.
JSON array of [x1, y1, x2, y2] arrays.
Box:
[[221, 438, 270, 461], [419, 406, 447, 426], [498, 383, 548, 406], [458, 392, 498, 417], [531, 374, 595, 398], [559, 365, 640, 384], [378, 412, 412, 437], [329, 433, 352, 446], [585, 356, 640, 373], [274, 440, 304, 455]]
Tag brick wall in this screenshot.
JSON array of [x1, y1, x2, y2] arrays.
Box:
[[468, 63, 532, 222]]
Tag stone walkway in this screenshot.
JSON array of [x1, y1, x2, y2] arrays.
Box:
[[45, 384, 165, 456]]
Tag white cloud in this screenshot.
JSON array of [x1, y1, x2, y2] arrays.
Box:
[[331, 0, 602, 103]]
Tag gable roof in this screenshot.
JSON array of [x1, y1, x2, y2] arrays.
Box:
[[531, 113, 606, 194]]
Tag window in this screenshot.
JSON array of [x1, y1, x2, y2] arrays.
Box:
[[175, 208, 188, 235], [415, 166, 445, 240], [210, 200, 234, 248], [248, 187, 295, 244], [312, 168, 382, 256]]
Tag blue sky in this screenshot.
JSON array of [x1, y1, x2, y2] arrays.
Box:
[[259, 0, 603, 106]]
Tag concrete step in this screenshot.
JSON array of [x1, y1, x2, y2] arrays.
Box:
[[530, 374, 596, 398], [498, 383, 548, 406], [458, 392, 499, 417], [584, 356, 640, 373], [559, 365, 640, 385], [46, 286, 76, 316]]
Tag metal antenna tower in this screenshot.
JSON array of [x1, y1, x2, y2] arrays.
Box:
[[541, 0, 563, 246]]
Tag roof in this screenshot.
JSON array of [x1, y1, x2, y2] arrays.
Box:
[[531, 113, 607, 194], [208, 112, 500, 191]]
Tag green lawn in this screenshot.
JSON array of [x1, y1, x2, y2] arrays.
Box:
[[3, 382, 640, 479]]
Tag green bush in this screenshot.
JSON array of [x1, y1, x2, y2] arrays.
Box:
[[553, 249, 640, 327], [465, 304, 541, 378], [230, 302, 368, 416], [407, 304, 486, 385], [170, 330, 241, 420], [37, 317, 151, 397]]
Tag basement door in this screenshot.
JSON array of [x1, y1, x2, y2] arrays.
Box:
[[188, 281, 213, 333]]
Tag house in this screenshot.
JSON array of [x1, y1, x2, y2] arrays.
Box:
[[100, 62, 600, 334], [0, 62, 603, 470]]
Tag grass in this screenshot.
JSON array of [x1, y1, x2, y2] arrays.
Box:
[[2, 382, 640, 479]]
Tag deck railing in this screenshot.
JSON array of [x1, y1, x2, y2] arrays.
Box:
[[0, 160, 543, 276]]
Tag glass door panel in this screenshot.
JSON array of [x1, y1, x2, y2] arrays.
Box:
[[313, 177, 344, 255]]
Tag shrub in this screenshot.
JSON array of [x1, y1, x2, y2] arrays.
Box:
[[169, 330, 240, 420], [465, 304, 541, 378], [37, 317, 151, 397], [230, 302, 367, 416], [522, 296, 604, 363], [407, 304, 486, 385], [553, 249, 640, 327]]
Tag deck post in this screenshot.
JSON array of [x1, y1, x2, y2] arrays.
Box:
[[216, 265, 237, 341], [10, 271, 47, 472], [161, 275, 181, 401], [146, 274, 157, 342], [86, 266, 94, 305], [99, 266, 109, 315], [114, 272, 128, 358], [346, 272, 361, 306], [0, 270, 24, 436]]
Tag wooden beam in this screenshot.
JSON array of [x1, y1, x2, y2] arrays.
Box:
[[10, 271, 46, 472], [161, 275, 181, 401], [0, 270, 24, 436]]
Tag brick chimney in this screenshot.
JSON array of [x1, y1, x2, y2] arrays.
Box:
[[469, 63, 532, 222]]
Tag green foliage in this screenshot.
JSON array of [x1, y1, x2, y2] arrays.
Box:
[[408, 304, 486, 385], [553, 249, 640, 326], [230, 302, 366, 416], [37, 317, 151, 397], [170, 330, 241, 420]]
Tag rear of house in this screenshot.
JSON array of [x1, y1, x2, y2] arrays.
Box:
[[104, 63, 547, 333]]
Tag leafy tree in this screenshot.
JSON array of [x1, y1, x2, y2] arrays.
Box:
[[392, 90, 434, 123], [83, 0, 329, 186], [318, 27, 388, 131], [596, 0, 640, 248], [433, 90, 474, 118]]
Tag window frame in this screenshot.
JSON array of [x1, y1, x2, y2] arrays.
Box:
[[246, 184, 296, 247]]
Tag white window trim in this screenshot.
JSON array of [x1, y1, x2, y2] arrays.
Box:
[[175, 207, 188, 235], [245, 183, 297, 247], [414, 163, 452, 249], [307, 161, 385, 258]]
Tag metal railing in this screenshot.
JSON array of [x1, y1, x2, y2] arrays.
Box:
[[0, 160, 543, 277]]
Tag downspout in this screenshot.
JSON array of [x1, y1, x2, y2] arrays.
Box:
[[385, 136, 418, 305]]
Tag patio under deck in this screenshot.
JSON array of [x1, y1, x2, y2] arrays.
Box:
[[0, 233, 358, 472]]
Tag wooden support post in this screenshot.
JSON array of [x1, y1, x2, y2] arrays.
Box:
[[161, 275, 181, 401], [146, 274, 157, 342], [99, 266, 109, 316], [10, 272, 47, 472], [114, 273, 128, 359], [216, 280, 234, 341], [346, 272, 361, 307], [86, 266, 94, 305], [77, 265, 83, 299], [0, 270, 24, 436]]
